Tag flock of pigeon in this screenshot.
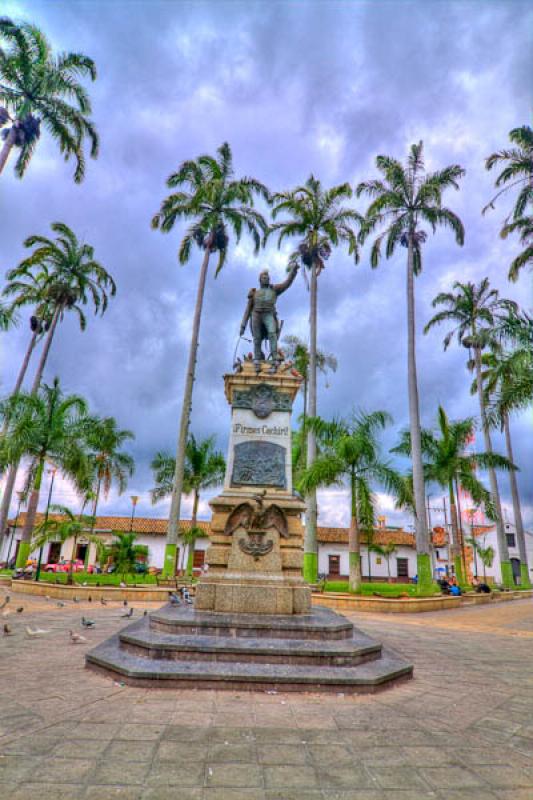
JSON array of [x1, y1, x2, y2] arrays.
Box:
[[0, 585, 193, 642]]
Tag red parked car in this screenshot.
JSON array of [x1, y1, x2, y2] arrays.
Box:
[[45, 559, 95, 574]]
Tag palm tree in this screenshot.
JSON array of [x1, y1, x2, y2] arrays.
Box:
[[370, 542, 397, 583], [0, 301, 18, 331], [298, 410, 401, 593], [392, 406, 514, 586], [425, 279, 518, 587], [269, 177, 362, 583], [151, 434, 225, 574], [473, 346, 531, 587], [32, 505, 102, 585], [0, 17, 98, 181], [484, 126, 533, 281], [0, 378, 90, 568], [468, 537, 495, 584], [283, 335, 337, 483], [151, 142, 268, 576], [85, 416, 135, 528], [357, 142, 465, 590], [106, 531, 149, 582], [0, 222, 116, 543]]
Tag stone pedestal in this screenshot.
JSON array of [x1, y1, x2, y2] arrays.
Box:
[[194, 360, 312, 615]]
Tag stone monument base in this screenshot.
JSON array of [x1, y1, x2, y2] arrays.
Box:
[[86, 603, 413, 693], [195, 574, 311, 615]]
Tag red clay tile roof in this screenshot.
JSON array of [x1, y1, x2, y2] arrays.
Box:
[[9, 513, 209, 536], [9, 513, 443, 548]]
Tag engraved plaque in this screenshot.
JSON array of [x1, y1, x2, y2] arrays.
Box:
[[232, 384, 292, 418], [231, 441, 286, 488]]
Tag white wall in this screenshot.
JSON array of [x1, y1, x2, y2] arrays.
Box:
[[318, 543, 417, 580]]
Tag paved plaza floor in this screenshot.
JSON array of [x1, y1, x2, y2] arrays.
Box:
[[1, 587, 533, 800]]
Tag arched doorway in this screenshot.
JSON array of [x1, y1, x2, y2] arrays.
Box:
[[511, 558, 521, 585]]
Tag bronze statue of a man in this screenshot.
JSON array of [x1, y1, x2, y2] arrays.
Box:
[[240, 266, 299, 370]]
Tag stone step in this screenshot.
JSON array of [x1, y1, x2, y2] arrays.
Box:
[[119, 618, 381, 667], [86, 635, 413, 694], [150, 604, 353, 640]]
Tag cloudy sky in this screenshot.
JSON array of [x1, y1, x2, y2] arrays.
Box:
[[1, 0, 532, 533]]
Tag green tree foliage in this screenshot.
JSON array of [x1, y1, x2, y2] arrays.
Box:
[[151, 434, 224, 576], [357, 142, 465, 583], [298, 410, 401, 592], [0, 17, 98, 181], [32, 504, 102, 584], [0, 378, 91, 567], [152, 143, 268, 575], [105, 531, 149, 580], [85, 416, 135, 524], [269, 176, 362, 583], [484, 125, 533, 281], [425, 278, 518, 587], [392, 406, 514, 583]]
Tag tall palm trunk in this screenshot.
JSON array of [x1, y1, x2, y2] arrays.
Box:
[[503, 411, 530, 587], [90, 478, 102, 536], [163, 244, 211, 577], [303, 259, 318, 583], [406, 236, 430, 588], [30, 305, 61, 393], [473, 346, 512, 586], [186, 489, 200, 577], [0, 329, 40, 552], [348, 471, 361, 592], [0, 127, 16, 176], [0, 306, 61, 548], [15, 457, 44, 568], [448, 480, 465, 584]]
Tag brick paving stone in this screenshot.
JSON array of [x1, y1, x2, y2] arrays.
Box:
[[9, 784, 85, 800], [256, 744, 309, 764], [90, 759, 151, 785], [205, 763, 263, 788], [2, 590, 533, 798], [263, 764, 320, 789]]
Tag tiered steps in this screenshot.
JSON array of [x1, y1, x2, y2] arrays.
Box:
[[86, 605, 413, 693]]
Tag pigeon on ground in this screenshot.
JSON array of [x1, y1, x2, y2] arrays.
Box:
[[143, 610, 148, 616], [88, 596, 92, 602], [56, 601, 65, 608], [169, 593, 181, 606], [26, 626, 49, 637], [0, 595, 11, 609], [121, 607, 133, 618], [100, 597, 107, 606], [81, 617, 95, 628], [123, 599, 128, 607], [45, 595, 51, 601], [69, 630, 87, 644], [3, 623, 13, 635], [73, 596, 79, 603], [16, 607, 24, 613]]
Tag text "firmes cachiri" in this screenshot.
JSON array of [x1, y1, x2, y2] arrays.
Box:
[[233, 423, 289, 436]]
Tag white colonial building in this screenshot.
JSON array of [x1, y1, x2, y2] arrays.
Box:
[[2, 512, 531, 585]]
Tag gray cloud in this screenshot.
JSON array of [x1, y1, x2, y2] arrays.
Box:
[[1, 0, 531, 529]]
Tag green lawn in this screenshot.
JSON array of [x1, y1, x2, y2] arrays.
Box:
[[33, 571, 158, 586], [323, 580, 440, 597]]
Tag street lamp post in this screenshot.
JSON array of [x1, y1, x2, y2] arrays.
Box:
[[5, 491, 25, 568], [35, 468, 57, 582], [129, 495, 139, 532]]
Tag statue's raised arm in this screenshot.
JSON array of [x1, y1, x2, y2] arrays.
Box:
[[273, 263, 299, 295], [239, 265, 299, 373]]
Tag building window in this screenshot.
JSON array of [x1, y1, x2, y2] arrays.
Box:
[[506, 533, 516, 548], [193, 550, 205, 568], [328, 555, 340, 575], [396, 557, 409, 578], [435, 550, 440, 560], [48, 542, 61, 564], [376, 557, 382, 565]]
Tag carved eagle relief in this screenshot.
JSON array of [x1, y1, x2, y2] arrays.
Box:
[[224, 495, 288, 561]]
